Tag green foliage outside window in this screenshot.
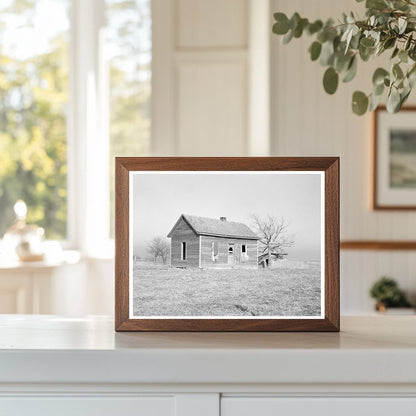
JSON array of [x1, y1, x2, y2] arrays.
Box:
[[0, 1, 69, 238], [0, 0, 151, 240]]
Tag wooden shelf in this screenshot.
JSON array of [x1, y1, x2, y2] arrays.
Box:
[[341, 241, 416, 250]]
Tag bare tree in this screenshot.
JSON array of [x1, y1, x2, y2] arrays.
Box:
[[252, 214, 294, 267], [146, 237, 170, 264]]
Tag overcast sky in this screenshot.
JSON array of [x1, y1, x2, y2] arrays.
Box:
[[132, 172, 322, 260]]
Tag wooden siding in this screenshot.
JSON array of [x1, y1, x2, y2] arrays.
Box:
[[170, 217, 200, 268], [200, 235, 258, 269]]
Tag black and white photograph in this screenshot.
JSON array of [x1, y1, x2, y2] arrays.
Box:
[[129, 171, 324, 319]]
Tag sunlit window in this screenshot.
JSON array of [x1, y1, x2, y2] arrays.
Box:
[[0, 0, 70, 239], [106, 0, 151, 237], [0, 0, 151, 246]]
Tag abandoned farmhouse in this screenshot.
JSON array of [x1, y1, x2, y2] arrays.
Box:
[[167, 214, 259, 269]]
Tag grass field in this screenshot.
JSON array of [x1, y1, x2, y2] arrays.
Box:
[[132, 260, 321, 317]]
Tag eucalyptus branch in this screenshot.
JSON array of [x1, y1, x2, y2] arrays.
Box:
[[272, 0, 416, 115]]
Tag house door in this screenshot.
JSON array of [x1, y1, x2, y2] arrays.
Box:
[[228, 244, 234, 265]]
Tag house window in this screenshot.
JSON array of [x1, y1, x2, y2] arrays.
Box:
[[211, 241, 219, 261], [181, 242, 187, 260], [241, 244, 246, 253]]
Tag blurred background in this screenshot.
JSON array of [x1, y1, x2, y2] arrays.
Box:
[[0, 0, 415, 316]]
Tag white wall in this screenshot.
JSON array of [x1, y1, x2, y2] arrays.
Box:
[[28, 0, 416, 317], [152, 0, 271, 156], [271, 0, 416, 313]]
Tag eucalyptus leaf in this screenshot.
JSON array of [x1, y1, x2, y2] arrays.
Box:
[[391, 47, 399, 59], [383, 37, 396, 50], [366, 0, 388, 9], [342, 56, 358, 82], [334, 52, 351, 72], [373, 82, 385, 95], [320, 40, 335, 66], [293, 18, 308, 38], [360, 37, 375, 48], [307, 20, 323, 35], [405, 33, 413, 50], [282, 29, 294, 44], [386, 87, 401, 112], [369, 92, 383, 111], [352, 91, 369, 115], [323, 67, 339, 94], [372, 67, 389, 85], [309, 41, 322, 61], [393, 63, 404, 79], [399, 49, 408, 63], [401, 86, 411, 106], [273, 13, 290, 34], [398, 17, 407, 34]]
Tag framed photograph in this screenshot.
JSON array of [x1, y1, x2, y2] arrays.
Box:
[[115, 157, 339, 332], [374, 106, 416, 209]]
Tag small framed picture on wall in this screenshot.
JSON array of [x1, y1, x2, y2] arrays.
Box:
[[374, 106, 416, 209]]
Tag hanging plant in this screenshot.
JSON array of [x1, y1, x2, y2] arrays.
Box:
[[272, 0, 416, 115]]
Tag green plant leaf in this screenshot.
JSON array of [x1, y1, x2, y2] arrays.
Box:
[[273, 13, 290, 34], [323, 67, 339, 94], [369, 92, 383, 111], [342, 56, 357, 82], [309, 41, 322, 61], [405, 33, 413, 50], [366, 0, 388, 8], [352, 91, 369, 115], [282, 29, 293, 44], [360, 37, 375, 48], [399, 49, 408, 63], [334, 52, 352, 72], [320, 40, 335, 66], [374, 82, 385, 95], [391, 47, 399, 59], [372, 67, 389, 86], [293, 17, 309, 38], [383, 37, 396, 50], [387, 87, 401, 112], [307, 20, 323, 35], [393, 63, 404, 79]]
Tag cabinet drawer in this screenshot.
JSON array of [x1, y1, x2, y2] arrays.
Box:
[[0, 396, 175, 416], [222, 397, 416, 416]]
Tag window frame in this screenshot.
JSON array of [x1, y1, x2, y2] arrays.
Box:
[[67, 0, 111, 257], [1, 0, 153, 258]]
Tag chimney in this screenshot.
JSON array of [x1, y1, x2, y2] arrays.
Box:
[[220, 217, 227, 221]]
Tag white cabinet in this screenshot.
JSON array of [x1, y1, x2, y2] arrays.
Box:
[[1, 316, 416, 416], [1, 397, 175, 416], [222, 398, 416, 416]]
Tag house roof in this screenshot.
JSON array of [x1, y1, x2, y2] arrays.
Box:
[[167, 214, 259, 240]]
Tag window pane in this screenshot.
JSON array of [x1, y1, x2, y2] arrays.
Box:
[[106, 0, 151, 237], [0, 0, 70, 239]]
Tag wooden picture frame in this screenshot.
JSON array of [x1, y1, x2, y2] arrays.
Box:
[[373, 106, 416, 210], [115, 157, 339, 332]]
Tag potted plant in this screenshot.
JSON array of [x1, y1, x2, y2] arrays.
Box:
[[272, 0, 416, 115], [369, 276, 413, 313]]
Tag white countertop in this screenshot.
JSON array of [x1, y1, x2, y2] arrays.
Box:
[[0, 315, 415, 386]]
